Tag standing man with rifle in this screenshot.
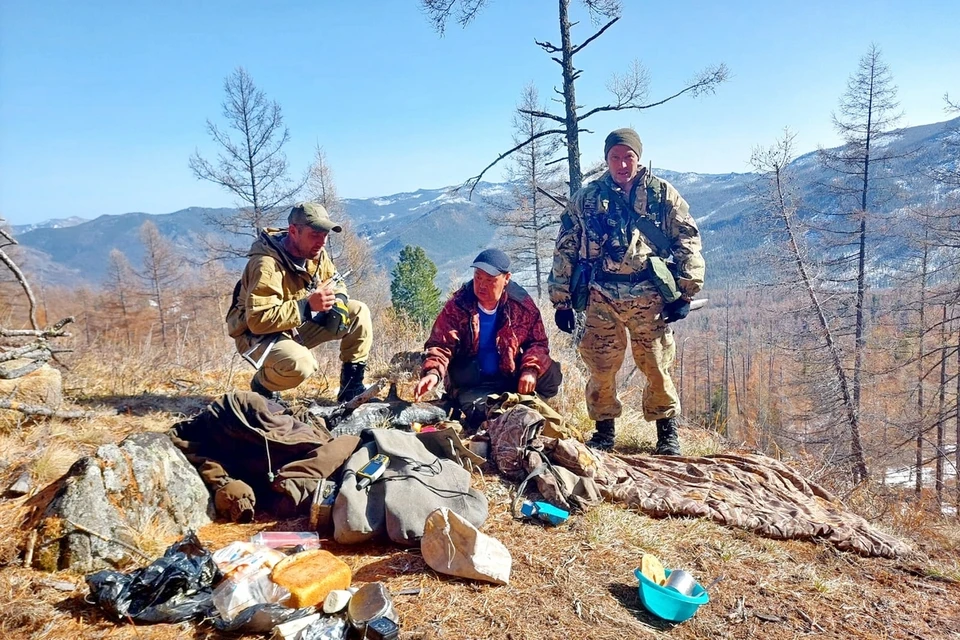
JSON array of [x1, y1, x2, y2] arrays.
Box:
[[226, 202, 372, 403], [549, 128, 705, 454]]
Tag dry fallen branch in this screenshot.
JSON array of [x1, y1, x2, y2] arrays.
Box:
[[0, 316, 75, 338], [0, 359, 46, 379], [0, 341, 52, 363], [0, 398, 103, 420]]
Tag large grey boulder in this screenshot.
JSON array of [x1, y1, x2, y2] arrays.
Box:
[[31, 432, 213, 573]]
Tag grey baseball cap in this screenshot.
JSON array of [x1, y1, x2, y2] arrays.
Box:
[[288, 202, 343, 233]]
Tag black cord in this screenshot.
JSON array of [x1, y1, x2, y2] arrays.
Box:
[[380, 473, 473, 499], [344, 455, 470, 498]]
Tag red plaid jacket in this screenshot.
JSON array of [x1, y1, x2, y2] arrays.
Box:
[[422, 280, 554, 381]]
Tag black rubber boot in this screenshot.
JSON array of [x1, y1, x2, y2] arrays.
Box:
[[337, 362, 367, 403], [250, 375, 284, 404], [654, 417, 681, 456], [587, 418, 616, 451]]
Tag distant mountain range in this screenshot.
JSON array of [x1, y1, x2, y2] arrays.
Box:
[[7, 117, 959, 292]]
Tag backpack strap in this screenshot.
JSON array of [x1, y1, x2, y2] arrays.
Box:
[[600, 178, 674, 257]]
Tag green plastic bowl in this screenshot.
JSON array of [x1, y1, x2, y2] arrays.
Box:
[[635, 567, 709, 623]]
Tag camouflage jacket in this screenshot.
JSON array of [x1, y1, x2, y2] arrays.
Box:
[[422, 280, 554, 382], [226, 229, 347, 338], [548, 169, 705, 308]]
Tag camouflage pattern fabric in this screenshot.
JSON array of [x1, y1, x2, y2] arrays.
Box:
[[484, 391, 582, 441], [595, 452, 910, 559], [481, 397, 908, 558], [484, 404, 545, 481], [522, 449, 602, 513], [548, 169, 703, 421], [548, 169, 704, 308], [580, 289, 678, 421]]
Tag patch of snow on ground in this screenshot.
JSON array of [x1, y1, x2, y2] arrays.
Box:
[[883, 465, 959, 487], [372, 198, 394, 206]]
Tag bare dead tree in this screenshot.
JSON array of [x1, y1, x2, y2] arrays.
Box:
[[421, 0, 728, 196], [485, 84, 564, 298], [916, 225, 930, 496], [190, 67, 305, 258], [304, 143, 345, 218], [932, 93, 960, 187], [137, 221, 183, 348], [303, 145, 379, 294], [104, 248, 136, 344], [816, 44, 905, 482], [752, 129, 868, 483]]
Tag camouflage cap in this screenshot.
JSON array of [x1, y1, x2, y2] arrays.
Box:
[[288, 202, 343, 233], [604, 128, 643, 160]]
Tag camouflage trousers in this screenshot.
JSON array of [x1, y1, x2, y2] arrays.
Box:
[[237, 299, 373, 393], [579, 289, 678, 422]]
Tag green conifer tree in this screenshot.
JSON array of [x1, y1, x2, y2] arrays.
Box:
[[390, 245, 442, 326]]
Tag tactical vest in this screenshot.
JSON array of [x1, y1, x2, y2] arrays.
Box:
[[592, 172, 672, 264]]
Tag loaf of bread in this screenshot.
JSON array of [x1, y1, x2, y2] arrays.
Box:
[[270, 549, 352, 608], [641, 553, 666, 586]]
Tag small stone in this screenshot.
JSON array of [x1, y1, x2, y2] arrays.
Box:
[[6, 471, 31, 497]]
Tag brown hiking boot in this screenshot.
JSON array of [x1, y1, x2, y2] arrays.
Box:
[[587, 418, 616, 451], [654, 417, 681, 456]]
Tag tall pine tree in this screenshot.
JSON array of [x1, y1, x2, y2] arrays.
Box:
[[390, 246, 442, 327]]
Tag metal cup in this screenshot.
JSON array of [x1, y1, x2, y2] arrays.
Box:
[[663, 569, 697, 596]]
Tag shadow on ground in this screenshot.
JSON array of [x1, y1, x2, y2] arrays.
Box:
[[72, 393, 212, 417], [608, 581, 674, 631]]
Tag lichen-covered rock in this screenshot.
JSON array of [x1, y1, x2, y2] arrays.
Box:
[[31, 432, 213, 573]]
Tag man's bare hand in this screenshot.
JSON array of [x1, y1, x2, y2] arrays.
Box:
[[308, 281, 336, 313], [414, 372, 440, 401], [518, 370, 537, 395]]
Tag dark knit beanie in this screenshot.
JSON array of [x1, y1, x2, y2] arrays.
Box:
[[604, 128, 643, 159]]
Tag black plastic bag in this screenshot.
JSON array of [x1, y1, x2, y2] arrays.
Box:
[[86, 532, 220, 624]]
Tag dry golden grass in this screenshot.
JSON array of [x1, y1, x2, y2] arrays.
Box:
[[0, 347, 959, 640]]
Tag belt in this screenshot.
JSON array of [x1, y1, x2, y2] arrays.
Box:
[[593, 270, 649, 283]]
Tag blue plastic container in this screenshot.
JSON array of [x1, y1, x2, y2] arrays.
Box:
[[520, 500, 569, 525], [635, 568, 709, 623]]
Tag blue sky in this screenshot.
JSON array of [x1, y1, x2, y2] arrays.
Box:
[[1, 0, 957, 225]]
